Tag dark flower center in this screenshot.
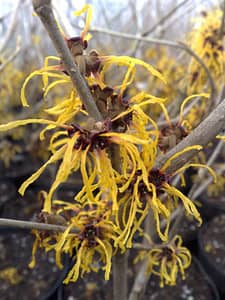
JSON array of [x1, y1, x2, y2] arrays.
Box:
[[160, 247, 174, 261], [80, 223, 101, 248], [67, 124, 109, 151], [148, 168, 167, 191]]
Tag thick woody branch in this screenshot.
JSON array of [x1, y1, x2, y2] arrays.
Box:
[[129, 98, 225, 299], [154, 98, 225, 174], [32, 0, 103, 121]]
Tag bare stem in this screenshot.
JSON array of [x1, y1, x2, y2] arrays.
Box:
[[0, 218, 78, 233], [110, 144, 128, 300], [32, 0, 103, 121], [219, 0, 225, 38], [0, 46, 21, 72], [169, 139, 224, 238], [142, 0, 190, 36], [129, 98, 225, 300], [0, 0, 22, 53], [113, 251, 128, 300], [91, 27, 216, 99], [154, 97, 225, 174], [128, 260, 148, 300]]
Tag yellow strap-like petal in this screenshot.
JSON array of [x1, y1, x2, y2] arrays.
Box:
[[179, 93, 209, 123], [103, 132, 149, 144], [174, 163, 217, 183], [73, 4, 93, 40], [0, 118, 64, 132], [19, 145, 66, 196], [161, 145, 202, 171]]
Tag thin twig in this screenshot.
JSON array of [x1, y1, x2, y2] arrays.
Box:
[[169, 145, 225, 238], [168, 133, 224, 238], [32, 0, 103, 122], [99, 0, 111, 29], [130, 0, 190, 56], [191, 139, 224, 196], [219, 0, 225, 38], [162, 0, 206, 33], [142, 0, 190, 37], [91, 26, 186, 48], [0, 218, 78, 233], [90, 27, 216, 99], [0, 0, 22, 53], [128, 259, 148, 300], [0, 46, 21, 72], [192, 164, 225, 199]]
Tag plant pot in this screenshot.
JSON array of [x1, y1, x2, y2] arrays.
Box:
[[176, 215, 199, 243], [57, 172, 83, 202], [0, 228, 69, 300], [198, 214, 225, 294], [63, 270, 113, 300], [1, 188, 42, 221], [0, 152, 40, 187], [0, 180, 16, 212], [143, 256, 219, 300], [199, 194, 225, 221]]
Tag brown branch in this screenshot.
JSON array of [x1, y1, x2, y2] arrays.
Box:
[[219, 0, 225, 38], [0, 218, 78, 233], [129, 97, 225, 299], [154, 98, 225, 174], [32, 0, 103, 122], [169, 139, 225, 238], [113, 252, 128, 300], [91, 26, 185, 48], [110, 144, 128, 300], [128, 260, 148, 300]]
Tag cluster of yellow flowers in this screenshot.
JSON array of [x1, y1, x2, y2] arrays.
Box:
[[0, 5, 217, 286], [187, 9, 225, 93]]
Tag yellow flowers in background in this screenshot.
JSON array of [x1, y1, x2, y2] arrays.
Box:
[[187, 9, 225, 93]]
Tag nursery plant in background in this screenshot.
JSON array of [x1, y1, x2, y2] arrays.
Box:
[[1, 1, 225, 300]]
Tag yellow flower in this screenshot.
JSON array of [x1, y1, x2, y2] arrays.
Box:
[[117, 141, 207, 243], [187, 9, 225, 93], [144, 47, 185, 100], [30, 200, 120, 283], [0, 114, 155, 214], [135, 235, 191, 287]]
